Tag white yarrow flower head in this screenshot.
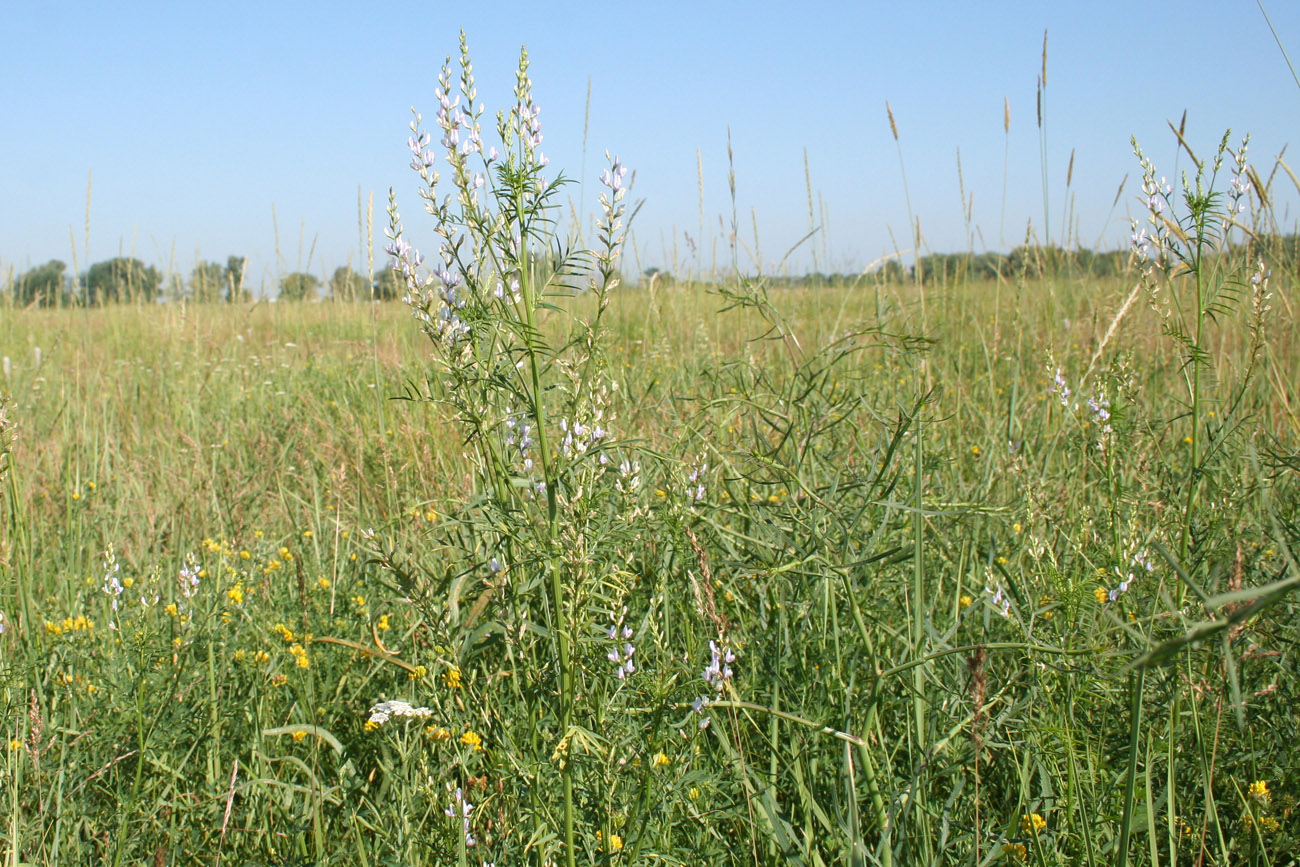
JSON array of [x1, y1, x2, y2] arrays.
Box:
[[367, 700, 434, 726]]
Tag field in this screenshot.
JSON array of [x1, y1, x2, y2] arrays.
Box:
[[4, 52, 1300, 867]]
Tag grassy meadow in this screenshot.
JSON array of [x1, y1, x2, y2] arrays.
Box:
[[3, 44, 1300, 867], [1, 265, 1297, 865]]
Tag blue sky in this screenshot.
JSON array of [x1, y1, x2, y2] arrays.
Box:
[[4, 1, 1298, 288]]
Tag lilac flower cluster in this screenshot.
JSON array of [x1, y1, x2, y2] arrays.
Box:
[[101, 544, 123, 613], [691, 640, 737, 727], [984, 582, 1012, 618], [616, 458, 641, 495], [504, 410, 535, 473], [702, 640, 735, 690], [1048, 366, 1072, 410], [178, 553, 201, 599], [686, 455, 708, 503], [1227, 135, 1251, 216], [600, 157, 628, 194], [606, 606, 635, 680], [445, 785, 476, 848], [1104, 537, 1156, 603], [514, 100, 542, 152], [1142, 175, 1172, 216], [559, 414, 608, 460]]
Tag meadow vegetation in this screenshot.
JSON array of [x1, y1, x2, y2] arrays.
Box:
[[2, 39, 1299, 867]]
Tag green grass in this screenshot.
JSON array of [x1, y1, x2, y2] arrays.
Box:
[[1, 261, 1297, 865]]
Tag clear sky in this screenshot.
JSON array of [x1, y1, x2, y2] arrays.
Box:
[[4, 1, 1299, 289]]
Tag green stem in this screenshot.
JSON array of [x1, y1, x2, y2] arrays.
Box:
[[1116, 668, 1145, 867], [516, 187, 575, 867]]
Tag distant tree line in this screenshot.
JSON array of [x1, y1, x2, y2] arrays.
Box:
[[8, 234, 1299, 306], [650, 234, 1300, 289], [7, 256, 249, 307], [3, 256, 409, 307]]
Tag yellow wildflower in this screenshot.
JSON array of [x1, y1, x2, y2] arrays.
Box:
[[652, 751, 671, 768], [443, 667, 461, 688], [1021, 813, 1047, 835], [460, 730, 483, 750], [1249, 780, 1271, 803], [227, 582, 244, 605]]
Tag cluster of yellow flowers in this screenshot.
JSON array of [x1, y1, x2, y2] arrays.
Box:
[[1020, 812, 1047, 835], [288, 643, 310, 669], [44, 614, 95, 636]]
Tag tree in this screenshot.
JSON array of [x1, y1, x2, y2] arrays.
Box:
[[278, 272, 320, 302], [329, 266, 370, 301], [373, 268, 404, 301], [225, 256, 249, 302], [85, 257, 161, 304], [190, 261, 227, 303], [13, 260, 67, 306]]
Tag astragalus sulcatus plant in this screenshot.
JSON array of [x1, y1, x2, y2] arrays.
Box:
[[375, 34, 703, 867]]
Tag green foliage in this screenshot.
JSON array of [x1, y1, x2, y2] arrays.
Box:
[[84, 256, 161, 304], [189, 260, 227, 303], [329, 265, 370, 300], [278, 270, 320, 302], [372, 268, 403, 300], [224, 255, 249, 302], [11, 259, 68, 307]]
